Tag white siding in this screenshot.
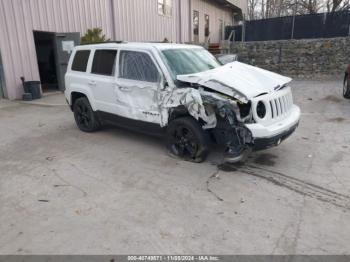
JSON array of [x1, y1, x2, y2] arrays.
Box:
[[0, 0, 113, 100], [111, 0, 190, 43], [191, 0, 234, 43]]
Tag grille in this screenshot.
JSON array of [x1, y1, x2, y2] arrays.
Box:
[[268, 92, 293, 119]]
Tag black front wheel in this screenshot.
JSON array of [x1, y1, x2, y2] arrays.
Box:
[[73, 97, 101, 132], [343, 75, 350, 99], [166, 117, 210, 163]]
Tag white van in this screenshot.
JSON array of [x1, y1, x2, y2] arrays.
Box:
[[65, 42, 300, 163]]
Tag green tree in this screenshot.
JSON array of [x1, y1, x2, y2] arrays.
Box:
[[81, 28, 110, 44]]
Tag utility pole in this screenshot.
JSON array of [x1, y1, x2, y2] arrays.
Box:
[[291, 0, 298, 39], [242, 14, 246, 42]]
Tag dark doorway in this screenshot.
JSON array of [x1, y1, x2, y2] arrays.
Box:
[[33, 31, 58, 92], [33, 31, 80, 93]]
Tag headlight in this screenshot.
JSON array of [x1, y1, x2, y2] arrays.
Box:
[[256, 101, 266, 119]]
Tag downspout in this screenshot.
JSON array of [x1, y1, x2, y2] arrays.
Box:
[[110, 0, 117, 40], [189, 0, 192, 43]]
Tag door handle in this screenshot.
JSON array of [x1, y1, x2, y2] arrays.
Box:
[[88, 80, 96, 86], [118, 86, 132, 92]]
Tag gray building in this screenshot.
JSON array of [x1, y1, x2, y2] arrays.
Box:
[[0, 0, 247, 100]]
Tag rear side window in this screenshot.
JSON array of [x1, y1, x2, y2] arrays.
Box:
[[71, 50, 90, 72], [91, 50, 118, 76], [119, 51, 159, 82]]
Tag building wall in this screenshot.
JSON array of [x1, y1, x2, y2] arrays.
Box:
[[191, 0, 234, 43], [230, 37, 350, 79], [0, 0, 113, 100], [0, 0, 245, 100], [111, 0, 190, 43]]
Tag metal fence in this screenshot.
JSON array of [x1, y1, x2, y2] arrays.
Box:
[[225, 11, 350, 42]]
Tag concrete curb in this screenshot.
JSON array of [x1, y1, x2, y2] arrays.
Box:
[[18, 101, 66, 107]]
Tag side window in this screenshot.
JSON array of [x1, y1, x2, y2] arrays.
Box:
[[71, 50, 90, 72], [158, 0, 172, 16], [91, 49, 118, 76], [119, 51, 159, 82], [205, 14, 210, 37]]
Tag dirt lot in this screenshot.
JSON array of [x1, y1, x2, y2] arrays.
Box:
[[0, 80, 350, 254]]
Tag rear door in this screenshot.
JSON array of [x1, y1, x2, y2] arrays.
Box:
[[88, 48, 118, 113], [54, 32, 80, 91], [114, 50, 162, 124]]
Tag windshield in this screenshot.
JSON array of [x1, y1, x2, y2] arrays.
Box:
[[161, 48, 220, 80]]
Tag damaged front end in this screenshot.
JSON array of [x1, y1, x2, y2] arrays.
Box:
[[201, 92, 254, 162], [159, 86, 255, 163]]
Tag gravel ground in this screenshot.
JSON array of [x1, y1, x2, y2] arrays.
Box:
[[0, 80, 349, 254]]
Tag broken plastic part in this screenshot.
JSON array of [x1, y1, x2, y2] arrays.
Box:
[[158, 85, 254, 162]]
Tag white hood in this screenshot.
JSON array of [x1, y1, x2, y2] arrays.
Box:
[[177, 61, 292, 103]]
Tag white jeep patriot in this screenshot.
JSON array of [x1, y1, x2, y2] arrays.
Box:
[[65, 42, 300, 163]]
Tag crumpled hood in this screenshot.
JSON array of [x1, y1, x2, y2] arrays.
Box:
[[177, 61, 292, 103]]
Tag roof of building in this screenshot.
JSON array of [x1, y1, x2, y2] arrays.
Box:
[[217, 0, 243, 13]]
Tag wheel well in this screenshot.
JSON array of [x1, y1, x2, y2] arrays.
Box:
[[168, 106, 206, 125], [168, 105, 190, 122], [70, 92, 87, 110]]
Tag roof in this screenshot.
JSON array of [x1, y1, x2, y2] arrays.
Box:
[[75, 42, 204, 51], [216, 0, 243, 13]]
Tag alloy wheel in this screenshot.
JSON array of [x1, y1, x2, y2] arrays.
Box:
[[170, 125, 199, 159]]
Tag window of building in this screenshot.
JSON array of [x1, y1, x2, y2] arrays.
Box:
[[91, 50, 117, 76], [119, 51, 159, 83], [205, 14, 210, 38], [71, 50, 90, 72], [193, 10, 199, 42], [158, 0, 172, 16]]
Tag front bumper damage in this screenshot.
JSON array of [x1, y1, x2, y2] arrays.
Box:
[[159, 80, 299, 162], [253, 122, 299, 151], [201, 94, 254, 162]]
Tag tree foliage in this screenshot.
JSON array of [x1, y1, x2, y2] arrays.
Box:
[[247, 0, 350, 20], [81, 28, 110, 44]]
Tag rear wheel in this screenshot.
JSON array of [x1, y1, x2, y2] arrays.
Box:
[[73, 97, 101, 132], [343, 75, 350, 99], [166, 117, 210, 163]]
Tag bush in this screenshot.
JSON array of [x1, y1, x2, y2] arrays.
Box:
[[81, 28, 110, 44]]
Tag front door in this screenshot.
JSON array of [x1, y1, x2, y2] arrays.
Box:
[[114, 50, 161, 124], [54, 32, 80, 91]]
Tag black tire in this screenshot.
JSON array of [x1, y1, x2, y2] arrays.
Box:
[[166, 116, 210, 163], [73, 97, 101, 132], [343, 75, 350, 99]]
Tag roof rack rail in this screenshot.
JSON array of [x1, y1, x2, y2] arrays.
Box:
[[78, 41, 126, 46]]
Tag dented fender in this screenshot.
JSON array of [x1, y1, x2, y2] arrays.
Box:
[[158, 86, 254, 160]]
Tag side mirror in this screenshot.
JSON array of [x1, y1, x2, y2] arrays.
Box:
[[163, 80, 169, 90], [159, 74, 169, 90], [216, 54, 238, 65]]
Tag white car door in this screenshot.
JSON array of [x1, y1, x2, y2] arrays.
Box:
[[114, 50, 162, 124], [89, 48, 118, 114]]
